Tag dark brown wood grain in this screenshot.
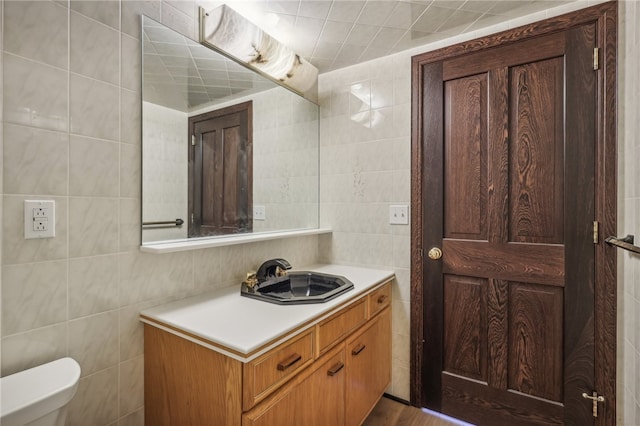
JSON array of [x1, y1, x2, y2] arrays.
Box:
[[508, 283, 563, 402], [441, 373, 564, 426], [413, 3, 614, 68], [562, 22, 597, 426], [487, 68, 509, 244], [444, 75, 487, 240], [409, 49, 425, 407], [417, 61, 445, 410], [442, 31, 565, 81], [443, 276, 487, 381], [509, 58, 564, 244], [594, 4, 618, 426], [487, 279, 508, 389], [442, 240, 565, 286]]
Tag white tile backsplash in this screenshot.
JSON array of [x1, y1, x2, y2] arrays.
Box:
[[3, 0, 68, 69], [1, 260, 67, 335], [3, 124, 69, 196], [68, 311, 120, 377], [69, 74, 120, 141], [70, 0, 121, 30], [70, 11, 120, 85], [3, 53, 69, 131], [68, 255, 120, 319], [69, 135, 120, 197], [0, 323, 68, 376], [69, 197, 120, 257], [619, 0, 640, 423]]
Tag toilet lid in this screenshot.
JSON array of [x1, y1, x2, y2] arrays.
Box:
[[1, 357, 81, 424]]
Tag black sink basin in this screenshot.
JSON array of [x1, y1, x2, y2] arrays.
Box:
[[241, 271, 354, 305]]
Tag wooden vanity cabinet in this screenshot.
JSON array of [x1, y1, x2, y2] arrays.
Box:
[[243, 344, 346, 426], [143, 280, 392, 426], [346, 308, 392, 426]]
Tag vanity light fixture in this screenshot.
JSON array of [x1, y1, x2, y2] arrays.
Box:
[[199, 5, 318, 103]]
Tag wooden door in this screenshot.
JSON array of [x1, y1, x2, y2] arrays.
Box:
[[418, 23, 601, 426], [188, 101, 252, 237]]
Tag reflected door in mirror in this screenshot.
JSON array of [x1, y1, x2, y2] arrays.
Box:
[[189, 101, 253, 236]]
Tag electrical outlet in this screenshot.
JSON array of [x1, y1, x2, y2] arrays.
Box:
[[33, 207, 48, 218], [254, 205, 266, 221], [33, 219, 48, 231], [389, 204, 409, 225], [25, 200, 55, 239]]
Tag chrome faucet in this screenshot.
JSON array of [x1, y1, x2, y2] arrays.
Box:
[[256, 258, 292, 283]]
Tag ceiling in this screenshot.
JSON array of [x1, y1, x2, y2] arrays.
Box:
[[215, 0, 576, 73], [143, 0, 578, 111]]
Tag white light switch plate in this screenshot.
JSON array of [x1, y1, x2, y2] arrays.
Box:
[[25, 200, 55, 239], [389, 204, 409, 225]]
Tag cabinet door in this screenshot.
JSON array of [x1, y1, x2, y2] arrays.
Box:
[[243, 348, 346, 426], [346, 308, 391, 426]]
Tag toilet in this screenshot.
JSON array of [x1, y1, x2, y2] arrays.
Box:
[[0, 357, 81, 426]]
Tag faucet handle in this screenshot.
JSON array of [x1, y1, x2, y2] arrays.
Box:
[[242, 271, 259, 289], [275, 266, 288, 277]]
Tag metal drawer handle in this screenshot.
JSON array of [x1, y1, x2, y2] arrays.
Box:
[[327, 362, 345, 376], [377, 295, 388, 304], [351, 344, 366, 356], [277, 353, 302, 371]]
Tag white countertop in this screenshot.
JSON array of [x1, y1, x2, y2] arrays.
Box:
[[140, 264, 395, 362]]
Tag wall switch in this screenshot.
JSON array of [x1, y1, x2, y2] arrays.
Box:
[[389, 204, 409, 225], [254, 205, 266, 221], [25, 200, 55, 239]]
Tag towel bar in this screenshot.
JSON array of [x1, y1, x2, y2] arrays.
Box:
[[142, 219, 184, 227], [605, 234, 640, 254]]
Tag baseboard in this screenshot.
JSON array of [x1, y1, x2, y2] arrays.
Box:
[[382, 393, 410, 406]]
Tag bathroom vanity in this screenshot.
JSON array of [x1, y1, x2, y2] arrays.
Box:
[[140, 265, 394, 426]]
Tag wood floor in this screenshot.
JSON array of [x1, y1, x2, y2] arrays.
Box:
[[364, 397, 468, 426]]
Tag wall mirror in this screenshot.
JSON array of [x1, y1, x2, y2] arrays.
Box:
[[141, 16, 319, 246]]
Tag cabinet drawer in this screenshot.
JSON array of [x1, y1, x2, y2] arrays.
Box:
[[243, 345, 346, 426], [243, 329, 314, 410], [317, 299, 367, 355], [368, 282, 391, 318]]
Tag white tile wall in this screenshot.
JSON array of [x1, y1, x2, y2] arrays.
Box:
[[1, 0, 635, 424], [0, 2, 319, 426], [618, 1, 640, 424]]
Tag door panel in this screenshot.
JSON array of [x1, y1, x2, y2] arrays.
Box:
[[444, 75, 487, 240], [443, 276, 486, 381], [421, 23, 597, 425], [509, 58, 564, 244], [508, 282, 563, 401]]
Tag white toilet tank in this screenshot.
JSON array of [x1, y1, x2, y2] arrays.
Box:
[[0, 357, 81, 426]]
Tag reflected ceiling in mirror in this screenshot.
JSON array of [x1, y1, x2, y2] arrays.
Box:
[[141, 16, 319, 246]]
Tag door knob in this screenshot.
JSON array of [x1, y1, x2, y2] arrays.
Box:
[[428, 247, 442, 260]]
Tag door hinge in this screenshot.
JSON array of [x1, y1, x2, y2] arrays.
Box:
[[191, 213, 194, 224], [593, 221, 599, 244], [582, 391, 605, 417], [191, 134, 196, 146], [593, 47, 599, 70]]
